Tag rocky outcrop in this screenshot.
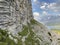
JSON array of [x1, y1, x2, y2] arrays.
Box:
[[0, 0, 33, 35], [0, 0, 60, 45]]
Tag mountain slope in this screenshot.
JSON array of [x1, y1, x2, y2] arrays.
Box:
[[40, 15, 60, 25], [0, 19, 60, 45], [0, 0, 60, 45]]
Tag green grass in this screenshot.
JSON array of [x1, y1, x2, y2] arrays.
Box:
[[18, 19, 41, 45], [18, 25, 28, 36], [30, 19, 38, 25], [47, 23, 60, 26], [51, 29, 60, 35], [0, 29, 16, 45]]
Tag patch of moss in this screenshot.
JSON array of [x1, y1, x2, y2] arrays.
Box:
[[0, 29, 8, 42], [25, 33, 36, 45], [24, 22, 40, 45], [18, 20, 41, 45], [5, 37, 16, 45], [30, 19, 38, 25], [17, 39, 22, 45], [30, 19, 44, 27], [0, 42, 8, 45], [18, 25, 28, 36], [0, 29, 16, 45], [25, 33, 40, 45]]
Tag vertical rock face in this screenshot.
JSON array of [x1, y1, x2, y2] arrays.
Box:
[[0, 0, 33, 34], [0, 0, 60, 45]]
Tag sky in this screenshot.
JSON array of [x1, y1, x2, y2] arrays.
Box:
[[31, 0, 60, 30], [31, 0, 60, 21]]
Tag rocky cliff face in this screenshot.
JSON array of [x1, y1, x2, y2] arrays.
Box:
[[0, 0, 60, 45], [0, 0, 33, 35]]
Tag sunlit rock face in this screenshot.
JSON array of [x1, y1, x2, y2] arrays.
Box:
[[0, 0, 33, 34], [0, 0, 60, 45]]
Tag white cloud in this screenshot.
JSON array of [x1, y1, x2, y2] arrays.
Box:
[[33, 0, 37, 2], [40, 2, 60, 12], [42, 11, 48, 15], [40, 5, 45, 9], [33, 12, 40, 16], [40, 3, 48, 10], [47, 3, 60, 12], [33, 11, 48, 21], [47, 3, 56, 8], [33, 12, 40, 20], [58, 14, 60, 16]]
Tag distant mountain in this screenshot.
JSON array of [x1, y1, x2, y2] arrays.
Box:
[[40, 15, 60, 25]]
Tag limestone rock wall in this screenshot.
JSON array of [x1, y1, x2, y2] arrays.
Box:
[[0, 0, 33, 34]]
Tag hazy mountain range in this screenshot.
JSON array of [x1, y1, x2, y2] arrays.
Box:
[[39, 15, 60, 29], [40, 15, 60, 25]]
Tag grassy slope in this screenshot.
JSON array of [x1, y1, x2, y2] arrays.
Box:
[[0, 19, 41, 45], [52, 29, 60, 35], [18, 19, 40, 45], [47, 23, 60, 35], [0, 19, 51, 45], [0, 29, 16, 45]]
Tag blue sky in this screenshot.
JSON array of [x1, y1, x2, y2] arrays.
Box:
[[31, 0, 60, 21], [31, 0, 60, 29]]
